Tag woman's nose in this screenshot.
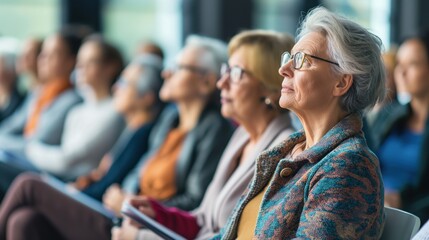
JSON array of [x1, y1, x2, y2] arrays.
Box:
[[278, 60, 293, 78], [216, 73, 229, 90]]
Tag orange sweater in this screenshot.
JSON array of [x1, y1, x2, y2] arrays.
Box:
[[24, 78, 72, 136], [140, 128, 187, 200]]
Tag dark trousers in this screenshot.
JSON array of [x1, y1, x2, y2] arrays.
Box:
[[0, 173, 112, 240]]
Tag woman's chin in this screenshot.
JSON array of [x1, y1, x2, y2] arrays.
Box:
[[279, 98, 292, 109]]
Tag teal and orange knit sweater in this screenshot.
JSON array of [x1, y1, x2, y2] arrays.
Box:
[[214, 113, 384, 240]]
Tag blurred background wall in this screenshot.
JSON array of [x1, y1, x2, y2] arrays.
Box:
[[0, 0, 426, 63]]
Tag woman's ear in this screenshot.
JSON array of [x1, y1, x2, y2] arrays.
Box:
[[333, 74, 353, 97]]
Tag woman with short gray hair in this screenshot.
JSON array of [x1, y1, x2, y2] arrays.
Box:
[[296, 5, 386, 113], [214, 6, 385, 239]]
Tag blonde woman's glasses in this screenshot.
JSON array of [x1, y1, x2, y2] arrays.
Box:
[[220, 63, 252, 83]]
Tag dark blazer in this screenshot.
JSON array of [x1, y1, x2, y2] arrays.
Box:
[[371, 101, 429, 222], [122, 104, 233, 211]]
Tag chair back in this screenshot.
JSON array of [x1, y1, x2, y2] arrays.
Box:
[[412, 219, 429, 240], [380, 206, 421, 240]]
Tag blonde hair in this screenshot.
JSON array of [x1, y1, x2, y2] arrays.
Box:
[[228, 30, 294, 92]]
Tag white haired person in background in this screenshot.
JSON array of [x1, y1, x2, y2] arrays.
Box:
[[213, 6, 385, 239]]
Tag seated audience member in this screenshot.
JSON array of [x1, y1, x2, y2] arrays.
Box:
[[0, 50, 24, 124], [112, 29, 296, 240], [0, 30, 83, 153], [104, 35, 233, 212], [73, 53, 165, 201], [0, 35, 233, 240], [213, 7, 385, 239], [372, 31, 429, 222]]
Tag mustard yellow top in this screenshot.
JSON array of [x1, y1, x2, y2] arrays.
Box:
[[236, 184, 269, 239]]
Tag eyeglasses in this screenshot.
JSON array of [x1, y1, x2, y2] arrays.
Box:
[[220, 63, 251, 84], [281, 51, 339, 70], [168, 64, 208, 75]]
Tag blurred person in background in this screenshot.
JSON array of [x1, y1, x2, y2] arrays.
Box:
[[0, 35, 233, 240], [371, 31, 429, 222], [0, 50, 24, 124], [72, 53, 165, 201], [112, 29, 296, 240], [395, 46, 413, 106], [0, 29, 83, 155]]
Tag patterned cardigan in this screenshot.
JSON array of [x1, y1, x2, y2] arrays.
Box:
[[213, 114, 384, 240]]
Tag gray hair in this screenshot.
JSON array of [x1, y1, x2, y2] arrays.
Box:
[[131, 53, 163, 96], [184, 35, 228, 76], [297, 7, 386, 113]]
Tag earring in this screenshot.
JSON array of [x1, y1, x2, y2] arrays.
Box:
[[261, 97, 273, 109], [264, 98, 272, 106]]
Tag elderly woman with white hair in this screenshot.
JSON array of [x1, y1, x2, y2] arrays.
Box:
[[214, 7, 385, 240]]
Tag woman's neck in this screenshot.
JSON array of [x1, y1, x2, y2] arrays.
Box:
[[177, 100, 207, 132], [298, 106, 348, 150], [240, 111, 278, 143], [125, 109, 156, 129], [80, 83, 111, 103], [92, 86, 111, 102], [238, 113, 278, 165]]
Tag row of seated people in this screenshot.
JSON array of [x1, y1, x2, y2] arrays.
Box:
[[0, 28, 166, 186], [0, 26, 245, 239], [0, 6, 426, 239]]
